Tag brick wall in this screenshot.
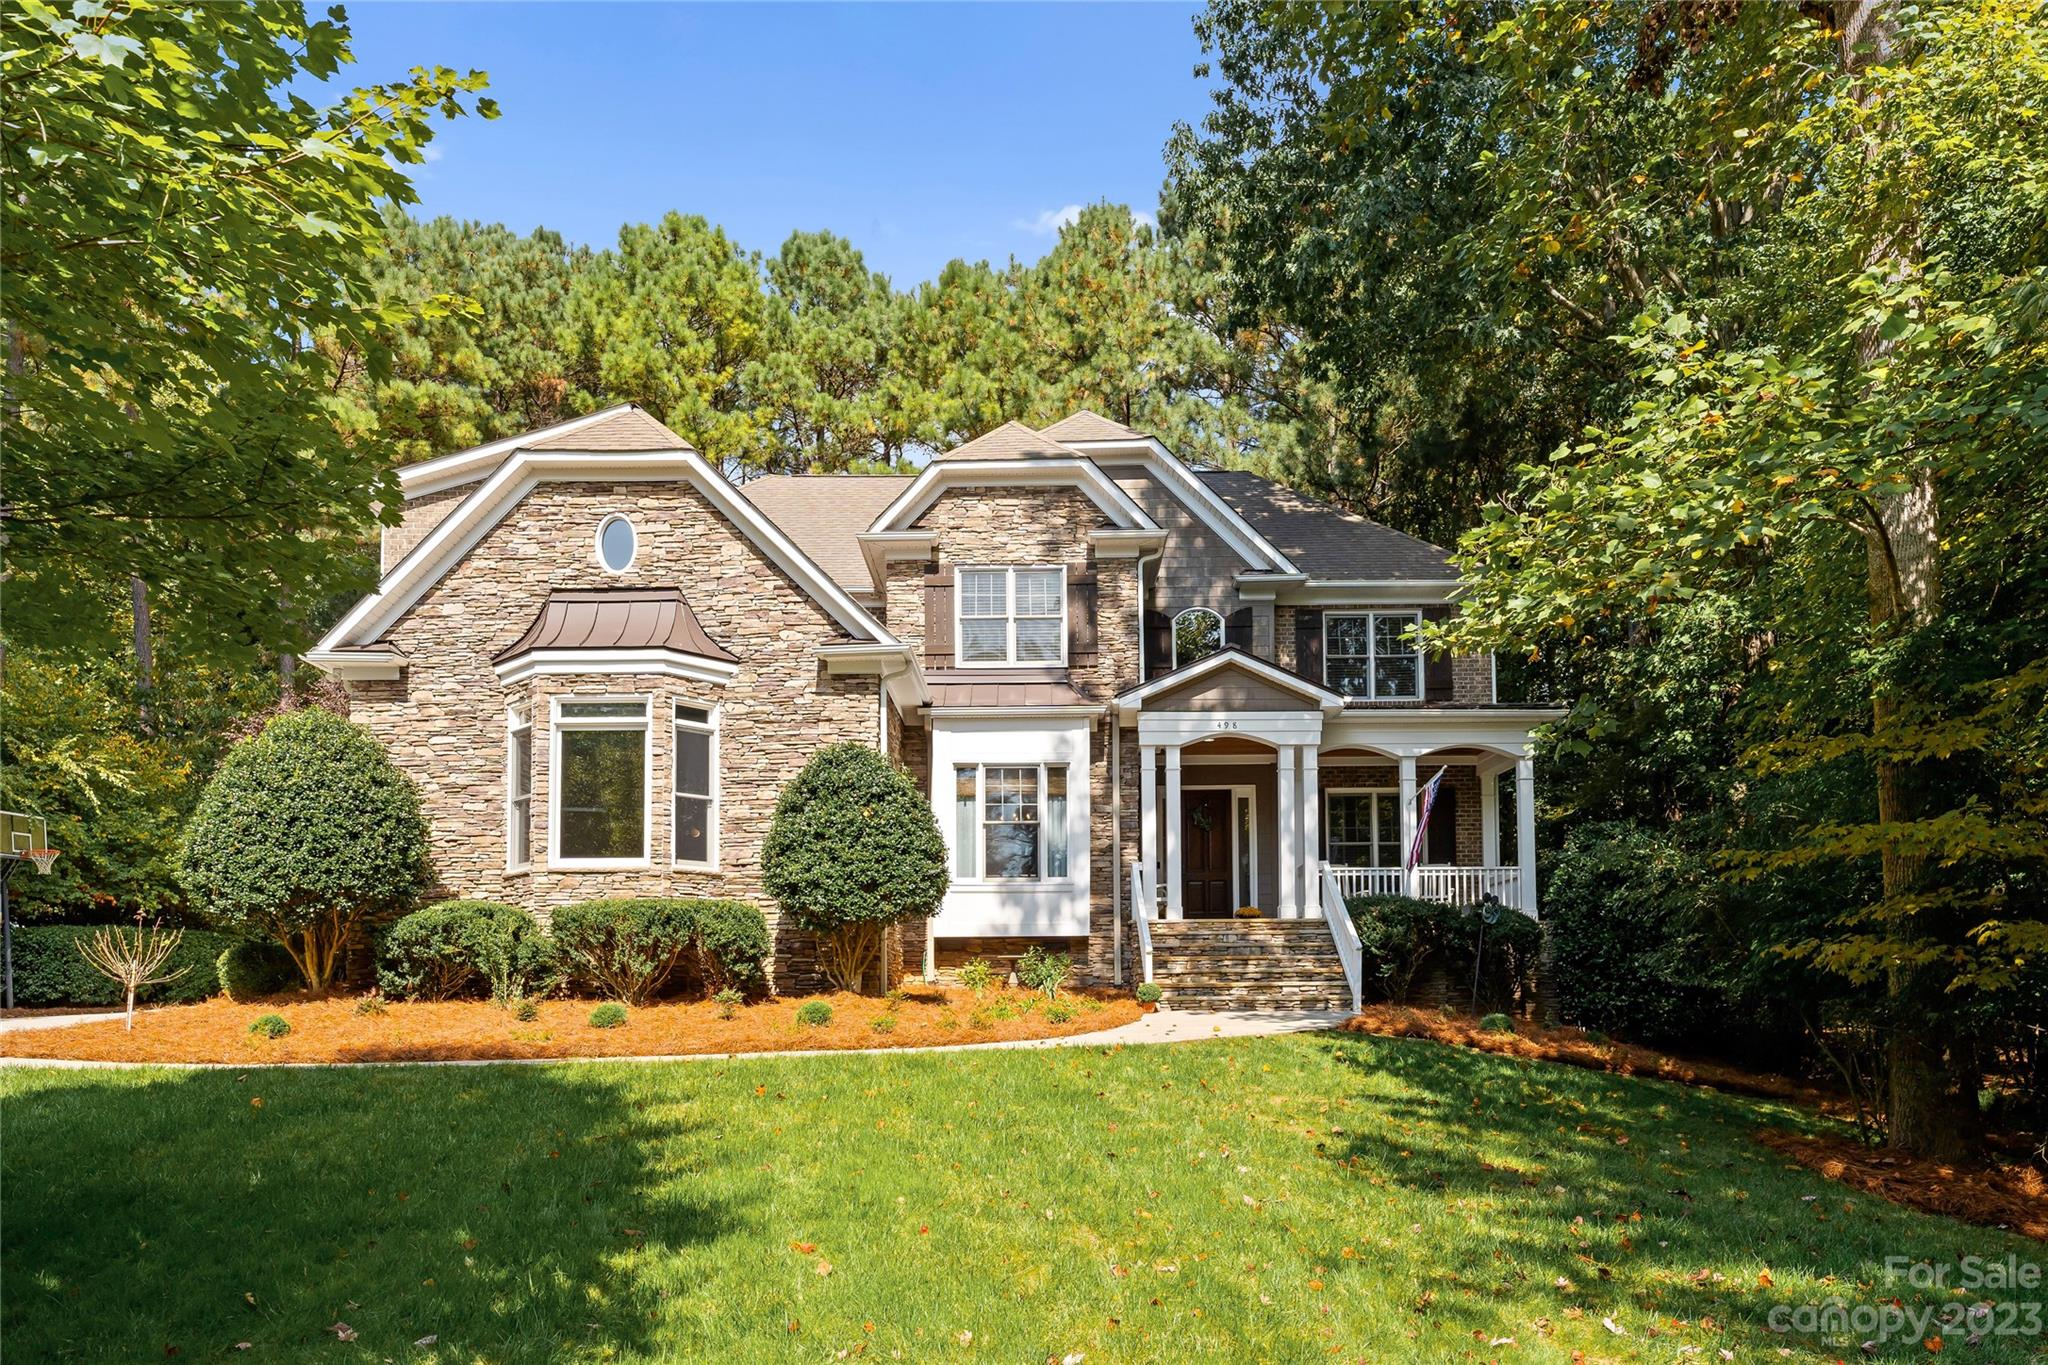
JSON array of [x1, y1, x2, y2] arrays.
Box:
[[344, 477, 880, 992], [381, 487, 470, 573], [1316, 763, 1484, 867]]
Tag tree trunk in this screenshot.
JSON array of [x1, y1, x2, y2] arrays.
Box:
[[124, 983, 136, 1032], [131, 576, 155, 733]]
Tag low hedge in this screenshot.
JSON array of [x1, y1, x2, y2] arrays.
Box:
[[377, 900, 559, 1002], [1345, 894, 1542, 1012], [7, 925, 236, 1008], [550, 898, 770, 1004]]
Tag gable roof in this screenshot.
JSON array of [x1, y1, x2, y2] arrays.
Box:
[[1040, 410, 1146, 443], [1115, 646, 1344, 715], [397, 403, 691, 498], [931, 420, 1085, 462], [739, 474, 913, 591], [494, 587, 738, 665], [1197, 471, 1455, 581]]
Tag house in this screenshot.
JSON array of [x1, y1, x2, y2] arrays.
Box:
[[309, 405, 1561, 1007]]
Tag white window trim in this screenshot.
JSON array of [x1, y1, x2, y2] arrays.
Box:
[[1323, 610, 1424, 700], [506, 703, 533, 873], [1325, 786, 1401, 868], [954, 565, 1067, 668], [670, 698, 719, 871], [1170, 606, 1225, 671], [595, 512, 637, 573], [547, 694, 653, 869], [950, 761, 1077, 885]]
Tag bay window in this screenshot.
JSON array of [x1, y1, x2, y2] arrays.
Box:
[[1326, 611, 1423, 700], [957, 566, 1065, 665], [506, 703, 532, 871], [550, 697, 650, 866], [951, 762, 1071, 880], [672, 702, 717, 867]]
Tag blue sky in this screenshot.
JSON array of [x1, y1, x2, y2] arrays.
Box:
[[337, 2, 1215, 286]]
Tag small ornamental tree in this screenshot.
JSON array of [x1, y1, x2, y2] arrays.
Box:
[[760, 743, 947, 992], [178, 708, 431, 992]]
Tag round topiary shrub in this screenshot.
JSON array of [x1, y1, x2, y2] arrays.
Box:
[[794, 999, 833, 1028], [760, 743, 946, 992], [588, 1002, 628, 1029], [377, 900, 557, 1002], [550, 899, 695, 1005], [1479, 1012, 1516, 1034], [248, 1013, 290, 1039], [179, 708, 431, 993], [217, 938, 298, 1002]]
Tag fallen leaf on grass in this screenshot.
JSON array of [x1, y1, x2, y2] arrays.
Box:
[[1602, 1317, 1625, 1335], [328, 1323, 357, 1342], [815, 1260, 834, 1277], [791, 1240, 817, 1254], [414, 1335, 438, 1347]]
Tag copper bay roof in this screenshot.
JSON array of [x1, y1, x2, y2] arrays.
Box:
[[923, 668, 1091, 708], [494, 588, 739, 665]]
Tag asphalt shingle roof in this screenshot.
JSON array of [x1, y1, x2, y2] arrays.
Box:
[[1196, 470, 1454, 580], [736, 474, 913, 590]]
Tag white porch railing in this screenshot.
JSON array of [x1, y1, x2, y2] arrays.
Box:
[[1317, 863, 1364, 1013], [1127, 860, 1154, 985], [1328, 864, 1531, 915]]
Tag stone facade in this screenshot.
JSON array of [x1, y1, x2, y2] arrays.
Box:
[[345, 478, 879, 991], [380, 486, 470, 573]]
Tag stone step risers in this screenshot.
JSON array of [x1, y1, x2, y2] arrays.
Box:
[[1151, 960, 1342, 981], [1159, 986, 1352, 1012], [1147, 917, 1352, 1012]]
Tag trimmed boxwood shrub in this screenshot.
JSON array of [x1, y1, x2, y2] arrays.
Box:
[[6, 925, 234, 1008], [216, 938, 298, 1002], [588, 1002, 627, 1029], [178, 708, 431, 992], [377, 900, 557, 1002], [760, 743, 947, 992], [549, 898, 769, 1004]]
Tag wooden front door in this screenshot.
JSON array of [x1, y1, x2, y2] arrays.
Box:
[[1181, 789, 1235, 918]]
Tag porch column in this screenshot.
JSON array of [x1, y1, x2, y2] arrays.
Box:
[[1276, 745, 1299, 916], [1515, 756, 1538, 916], [1398, 755, 1419, 898], [1300, 747, 1321, 917], [1164, 746, 1184, 920], [1138, 745, 1159, 915], [1480, 766, 1500, 867]]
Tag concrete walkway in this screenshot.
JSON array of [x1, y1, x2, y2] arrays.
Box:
[[0, 1010, 123, 1034], [0, 1006, 1351, 1070]]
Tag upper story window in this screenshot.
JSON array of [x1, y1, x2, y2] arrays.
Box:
[[1171, 608, 1223, 670], [596, 514, 637, 572], [1325, 611, 1422, 700], [551, 697, 650, 866], [957, 566, 1065, 666]]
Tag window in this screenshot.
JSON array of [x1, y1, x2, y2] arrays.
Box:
[[596, 514, 637, 572], [672, 702, 717, 867], [951, 763, 1071, 880], [1171, 607, 1223, 669], [506, 704, 533, 870], [957, 566, 1064, 665], [1325, 611, 1423, 699], [551, 697, 649, 865], [1326, 789, 1402, 867]]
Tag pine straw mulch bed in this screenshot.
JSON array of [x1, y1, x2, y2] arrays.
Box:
[[1756, 1130, 2048, 1241], [1338, 1005, 2048, 1241], [0, 984, 1140, 1065]]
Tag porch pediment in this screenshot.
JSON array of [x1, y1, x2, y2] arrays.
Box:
[[1116, 648, 1343, 720]]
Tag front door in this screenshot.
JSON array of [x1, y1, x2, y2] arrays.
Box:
[[1181, 789, 1235, 918]]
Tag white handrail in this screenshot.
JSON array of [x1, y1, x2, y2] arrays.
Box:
[[1327, 864, 1531, 915], [1127, 860, 1154, 985], [1318, 862, 1364, 1013]]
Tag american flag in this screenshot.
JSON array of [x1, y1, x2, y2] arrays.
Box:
[[1406, 766, 1447, 871]]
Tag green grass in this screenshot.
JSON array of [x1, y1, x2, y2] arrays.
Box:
[[3, 1034, 2039, 1362]]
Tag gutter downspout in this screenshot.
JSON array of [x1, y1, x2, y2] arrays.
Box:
[[1110, 712, 1123, 984]]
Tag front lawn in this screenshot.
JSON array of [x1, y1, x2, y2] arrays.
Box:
[[4, 1034, 2038, 1362]]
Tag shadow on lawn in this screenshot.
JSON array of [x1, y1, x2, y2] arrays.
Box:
[[1295, 1032, 2034, 1356], [1, 1063, 734, 1361]]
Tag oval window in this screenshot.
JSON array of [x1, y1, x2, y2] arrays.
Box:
[[597, 515, 637, 572]]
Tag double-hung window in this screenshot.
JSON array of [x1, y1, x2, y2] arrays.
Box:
[[952, 763, 1070, 880], [957, 566, 1065, 665], [1325, 789, 1402, 868], [551, 697, 650, 866], [506, 703, 533, 871], [672, 702, 717, 868], [1325, 611, 1423, 700]]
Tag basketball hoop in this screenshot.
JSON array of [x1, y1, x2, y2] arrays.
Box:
[[23, 848, 57, 876]]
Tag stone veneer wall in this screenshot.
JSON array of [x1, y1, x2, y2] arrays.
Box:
[[897, 485, 1140, 984], [380, 486, 471, 573], [346, 478, 879, 993]]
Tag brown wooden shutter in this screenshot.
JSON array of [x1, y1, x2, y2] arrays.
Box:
[[923, 565, 953, 668], [1066, 563, 1098, 669], [1142, 610, 1172, 678], [1294, 608, 1325, 685], [1422, 604, 1455, 703], [1224, 607, 1254, 654]]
